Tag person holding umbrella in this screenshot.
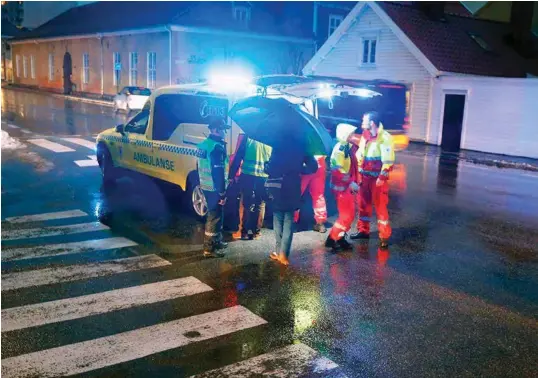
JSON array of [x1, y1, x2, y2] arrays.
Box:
[[265, 146, 318, 265], [229, 96, 333, 265]]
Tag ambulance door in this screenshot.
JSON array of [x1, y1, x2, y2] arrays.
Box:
[[122, 108, 153, 176]]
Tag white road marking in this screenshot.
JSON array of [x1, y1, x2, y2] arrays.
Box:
[[5, 209, 88, 223], [2, 222, 109, 241], [28, 139, 75, 153], [190, 343, 342, 378], [61, 137, 96, 150], [1, 254, 171, 291], [74, 159, 99, 167], [20, 129, 32, 134], [1, 306, 267, 377], [88, 155, 97, 160], [1, 237, 138, 261], [6, 124, 20, 129], [2, 277, 212, 332]]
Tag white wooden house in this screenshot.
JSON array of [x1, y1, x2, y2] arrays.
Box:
[[303, 1, 538, 158]]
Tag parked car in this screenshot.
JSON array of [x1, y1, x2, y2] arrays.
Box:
[[113, 86, 151, 113]]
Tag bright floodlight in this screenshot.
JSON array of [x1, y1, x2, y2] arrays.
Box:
[[207, 69, 253, 93]]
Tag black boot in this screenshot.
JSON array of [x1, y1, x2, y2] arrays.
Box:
[[203, 249, 226, 258], [214, 241, 228, 249], [336, 237, 353, 251], [350, 232, 370, 240], [325, 235, 336, 249]]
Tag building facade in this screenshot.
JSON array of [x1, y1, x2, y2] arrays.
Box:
[[9, 1, 351, 97]]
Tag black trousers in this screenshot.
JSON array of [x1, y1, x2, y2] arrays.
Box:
[[240, 174, 267, 234], [203, 191, 224, 251]]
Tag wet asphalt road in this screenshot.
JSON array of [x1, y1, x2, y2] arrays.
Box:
[[2, 88, 538, 377]]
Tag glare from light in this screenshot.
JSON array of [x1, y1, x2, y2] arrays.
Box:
[[207, 68, 253, 93], [354, 88, 377, 97], [318, 89, 334, 98]]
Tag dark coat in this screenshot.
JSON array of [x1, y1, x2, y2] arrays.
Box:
[[265, 146, 317, 212]]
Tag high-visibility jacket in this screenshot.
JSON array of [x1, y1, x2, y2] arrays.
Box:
[[330, 123, 358, 192], [241, 138, 272, 177], [355, 124, 395, 180], [197, 137, 229, 192]]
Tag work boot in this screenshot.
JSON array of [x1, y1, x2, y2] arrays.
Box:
[[214, 241, 228, 250], [350, 232, 370, 240], [203, 249, 226, 258], [313, 223, 327, 233], [325, 235, 336, 249], [240, 231, 250, 240], [379, 239, 389, 250], [336, 237, 353, 251]]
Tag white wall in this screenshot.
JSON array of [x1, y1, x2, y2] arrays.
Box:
[[430, 76, 538, 158], [303, 4, 433, 141]]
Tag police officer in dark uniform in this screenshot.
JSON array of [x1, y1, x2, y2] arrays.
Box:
[[197, 118, 230, 257]]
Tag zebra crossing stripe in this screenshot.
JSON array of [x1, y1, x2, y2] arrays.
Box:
[[1, 237, 137, 261], [2, 221, 109, 241], [2, 277, 212, 332], [1, 306, 267, 377], [1, 254, 171, 292], [28, 139, 75, 153], [5, 210, 88, 223], [61, 137, 95, 150], [74, 159, 99, 167], [190, 343, 343, 378]]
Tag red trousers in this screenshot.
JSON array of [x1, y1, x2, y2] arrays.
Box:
[[329, 190, 356, 240], [358, 176, 391, 240], [294, 157, 327, 224]]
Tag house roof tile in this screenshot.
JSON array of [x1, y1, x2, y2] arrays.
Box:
[[379, 2, 538, 77], [13, 1, 315, 41]]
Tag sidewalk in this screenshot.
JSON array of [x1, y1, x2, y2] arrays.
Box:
[[402, 142, 538, 172], [2, 83, 114, 107]]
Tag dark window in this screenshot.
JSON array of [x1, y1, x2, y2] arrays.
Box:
[[124, 109, 149, 134], [369, 40, 377, 63], [152, 94, 228, 141], [124, 87, 151, 96]]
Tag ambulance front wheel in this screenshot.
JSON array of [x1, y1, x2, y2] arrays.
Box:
[[97, 145, 117, 190]]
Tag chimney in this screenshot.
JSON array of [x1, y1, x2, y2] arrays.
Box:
[[508, 2, 536, 58], [418, 1, 446, 22]]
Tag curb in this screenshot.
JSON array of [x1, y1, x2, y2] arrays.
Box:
[[2, 85, 114, 107], [401, 149, 538, 173]]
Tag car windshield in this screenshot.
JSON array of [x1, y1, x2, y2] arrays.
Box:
[[125, 87, 151, 96]]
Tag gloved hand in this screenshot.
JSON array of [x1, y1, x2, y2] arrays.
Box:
[[376, 178, 385, 187], [349, 181, 360, 194], [218, 192, 227, 206]]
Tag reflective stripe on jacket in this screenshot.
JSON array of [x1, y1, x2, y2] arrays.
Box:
[[197, 138, 229, 192], [330, 142, 354, 192], [241, 138, 272, 177], [356, 125, 395, 180]]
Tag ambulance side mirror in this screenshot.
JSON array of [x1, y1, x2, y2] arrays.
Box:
[[115, 124, 125, 134]]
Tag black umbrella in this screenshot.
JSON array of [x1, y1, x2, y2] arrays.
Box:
[[228, 96, 333, 156]]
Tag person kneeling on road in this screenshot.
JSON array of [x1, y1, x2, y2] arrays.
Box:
[[197, 118, 230, 258]]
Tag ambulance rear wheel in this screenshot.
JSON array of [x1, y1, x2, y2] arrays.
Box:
[[186, 175, 207, 219]]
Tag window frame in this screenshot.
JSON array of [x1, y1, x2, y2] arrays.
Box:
[[48, 53, 55, 81], [328, 14, 344, 37], [30, 55, 36, 79], [22, 55, 28, 78], [113, 52, 121, 86], [147, 52, 156, 89], [233, 5, 251, 26], [15, 54, 20, 78], [129, 52, 138, 86], [359, 35, 379, 67], [82, 53, 90, 84]]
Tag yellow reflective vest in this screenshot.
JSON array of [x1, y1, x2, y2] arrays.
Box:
[[241, 138, 272, 178], [356, 125, 395, 179]]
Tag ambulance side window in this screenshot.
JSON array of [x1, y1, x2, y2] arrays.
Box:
[[124, 109, 149, 134]]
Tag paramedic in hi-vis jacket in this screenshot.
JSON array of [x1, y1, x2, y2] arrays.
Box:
[[347, 111, 395, 249]]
